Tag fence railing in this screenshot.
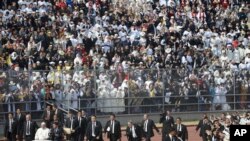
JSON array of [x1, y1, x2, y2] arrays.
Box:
[[0, 68, 250, 120]]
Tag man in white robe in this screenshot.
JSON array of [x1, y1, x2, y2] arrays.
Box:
[[34, 122, 50, 140]]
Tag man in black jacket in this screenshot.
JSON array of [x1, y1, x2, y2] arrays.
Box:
[[15, 109, 25, 141], [64, 111, 78, 141], [23, 114, 39, 141], [4, 113, 17, 141], [104, 114, 121, 141], [76, 110, 87, 141], [82, 109, 91, 124], [42, 105, 54, 128], [50, 122, 63, 141], [196, 116, 212, 141], [126, 121, 141, 141], [164, 128, 178, 141], [160, 110, 174, 141], [52, 104, 64, 124], [173, 117, 188, 141], [142, 114, 160, 141], [86, 115, 103, 141]]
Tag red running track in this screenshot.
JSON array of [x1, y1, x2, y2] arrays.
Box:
[[103, 126, 202, 141]]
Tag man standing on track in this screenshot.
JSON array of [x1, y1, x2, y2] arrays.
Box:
[[142, 114, 160, 141], [160, 110, 174, 141], [104, 113, 121, 141]]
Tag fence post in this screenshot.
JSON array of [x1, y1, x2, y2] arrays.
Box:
[[128, 69, 130, 115], [28, 70, 31, 113], [94, 69, 97, 116], [233, 71, 236, 110], [162, 69, 165, 113]]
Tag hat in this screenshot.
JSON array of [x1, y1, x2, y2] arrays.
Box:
[[58, 50, 65, 56], [159, 13, 164, 17], [140, 32, 146, 37], [165, 48, 172, 53], [11, 52, 18, 60], [49, 62, 55, 65], [9, 81, 15, 85], [65, 34, 73, 39], [0, 72, 6, 78]]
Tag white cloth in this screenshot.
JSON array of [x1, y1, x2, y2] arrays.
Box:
[[111, 120, 115, 133], [9, 119, 13, 132], [214, 86, 227, 106], [78, 117, 82, 125], [115, 89, 125, 112], [92, 122, 96, 137], [26, 121, 30, 135], [70, 118, 73, 130], [34, 128, 50, 140], [144, 120, 148, 132], [177, 124, 182, 132], [165, 92, 172, 103], [132, 126, 137, 138]]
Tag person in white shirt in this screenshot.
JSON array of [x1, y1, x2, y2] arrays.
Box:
[[34, 122, 50, 140]]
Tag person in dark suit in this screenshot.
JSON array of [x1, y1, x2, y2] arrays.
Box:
[[173, 117, 188, 141], [4, 113, 17, 141], [15, 108, 25, 141], [51, 115, 63, 129], [52, 104, 64, 124], [142, 114, 160, 141], [82, 110, 91, 124], [50, 122, 63, 141], [196, 116, 212, 141], [104, 114, 121, 141], [76, 110, 87, 141], [64, 111, 78, 141], [126, 120, 141, 141], [160, 110, 175, 141], [42, 105, 54, 128], [86, 115, 103, 141], [23, 114, 39, 141], [164, 128, 178, 141]]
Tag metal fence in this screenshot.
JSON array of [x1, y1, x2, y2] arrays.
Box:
[[0, 68, 250, 120]]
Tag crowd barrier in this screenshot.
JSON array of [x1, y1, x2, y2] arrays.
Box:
[[0, 68, 250, 121]]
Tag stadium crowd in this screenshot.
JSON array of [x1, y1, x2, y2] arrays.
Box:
[[0, 0, 250, 128]]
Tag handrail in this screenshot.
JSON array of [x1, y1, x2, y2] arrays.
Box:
[[45, 101, 70, 113]]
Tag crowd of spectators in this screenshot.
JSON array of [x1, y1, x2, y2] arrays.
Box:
[[194, 111, 250, 141], [0, 0, 249, 115]]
